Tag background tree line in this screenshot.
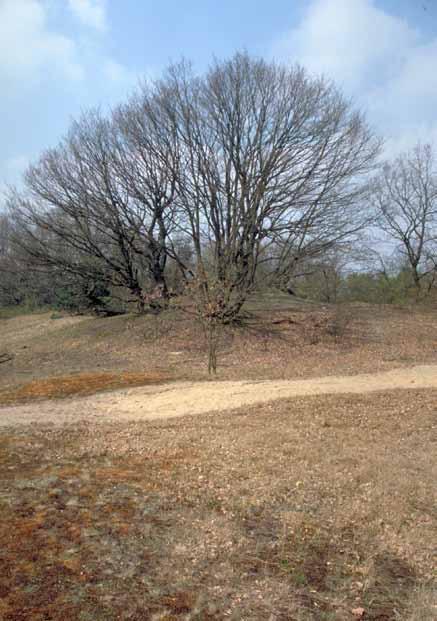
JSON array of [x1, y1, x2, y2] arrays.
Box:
[[1, 53, 437, 321]]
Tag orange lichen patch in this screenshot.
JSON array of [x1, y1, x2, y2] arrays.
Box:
[[96, 450, 199, 477], [61, 558, 82, 573], [0, 371, 170, 405], [160, 591, 198, 614], [54, 466, 82, 478], [94, 466, 145, 482]]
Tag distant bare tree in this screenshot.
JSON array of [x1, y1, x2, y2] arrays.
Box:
[[0, 213, 10, 257], [0, 213, 27, 305], [0, 213, 15, 303], [372, 143, 437, 297]]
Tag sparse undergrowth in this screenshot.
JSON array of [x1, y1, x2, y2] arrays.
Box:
[[0, 390, 435, 619], [2, 302, 437, 396], [0, 371, 170, 407]]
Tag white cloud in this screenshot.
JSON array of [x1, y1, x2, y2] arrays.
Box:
[[67, 0, 107, 31], [103, 59, 132, 84], [0, 0, 138, 187], [0, 0, 83, 83], [272, 0, 437, 156]]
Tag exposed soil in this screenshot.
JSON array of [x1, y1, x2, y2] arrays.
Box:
[[1, 363, 437, 427], [0, 390, 435, 620], [0, 307, 436, 619], [2, 302, 437, 391], [0, 371, 171, 407]]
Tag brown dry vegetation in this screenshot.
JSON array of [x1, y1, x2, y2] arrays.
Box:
[[2, 298, 437, 399], [0, 372, 170, 407], [0, 302, 436, 619], [0, 390, 436, 619]]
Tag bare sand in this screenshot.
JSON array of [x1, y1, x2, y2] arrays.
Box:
[[1, 364, 436, 428]]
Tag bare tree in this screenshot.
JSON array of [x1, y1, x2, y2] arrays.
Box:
[[7, 110, 175, 312], [0, 213, 10, 257], [110, 99, 181, 300], [372, 143, 437, 298], [0, 213, 28, 306], [4, 52, 381, 374], [138, 53, 381, 326]]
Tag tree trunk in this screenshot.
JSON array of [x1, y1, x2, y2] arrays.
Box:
[[207, 321, 217, 375]]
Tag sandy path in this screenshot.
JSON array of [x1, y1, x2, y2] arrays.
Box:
[[1, 364, 437, 428]]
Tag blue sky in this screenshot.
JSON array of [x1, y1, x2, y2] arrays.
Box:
[[2, 0, 437, 190]]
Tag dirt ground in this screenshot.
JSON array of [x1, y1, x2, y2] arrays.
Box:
[[1, 363, 437, 427], [0, 390, 436, 620], [0, 305, 436, 619], [2, 301, 437, 394]]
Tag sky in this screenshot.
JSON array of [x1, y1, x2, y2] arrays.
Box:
[[1, 0, 437, 190]]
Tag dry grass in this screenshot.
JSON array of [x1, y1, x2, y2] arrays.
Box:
[[2, 302, 437, 395], [0, 303, 436, 618], [0, 389, 435, 619], [0, 371, 170, 406]]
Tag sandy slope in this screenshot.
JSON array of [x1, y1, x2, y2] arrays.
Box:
[[1, 364, 436, 428]]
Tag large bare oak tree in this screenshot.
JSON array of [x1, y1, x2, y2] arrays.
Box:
[[134, 53, 381, 322], [7, 52, 380, 328]]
